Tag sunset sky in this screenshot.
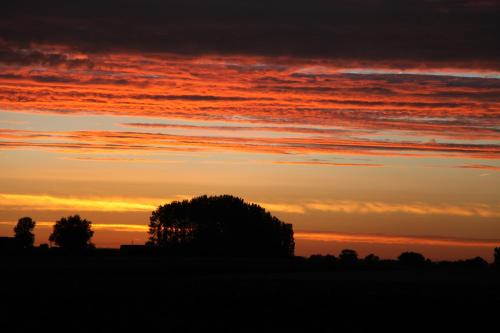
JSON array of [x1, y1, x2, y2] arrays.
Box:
[[1, 0, 499, 260]]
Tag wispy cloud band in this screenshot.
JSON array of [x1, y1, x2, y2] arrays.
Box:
[[1, 193, 496, 218], [1, 128, 498, 159]]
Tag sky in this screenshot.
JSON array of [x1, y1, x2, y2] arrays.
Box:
[[0, 0, 499, 260]]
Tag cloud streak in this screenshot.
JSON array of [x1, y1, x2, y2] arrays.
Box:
[[0, 193, 159, 212], [272, 161, 383, 168], [258, 203, 306, 214], [58, 156, 184, 164], [1, 128, 498, 159], [457, 164, 500, 171], [305, 201, 500, 218], [295, 231, 500, 248]]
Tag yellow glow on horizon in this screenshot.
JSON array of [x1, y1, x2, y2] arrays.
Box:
[[0, 193, 160, 212], [258, 202, 306, 214], [1, 193, 498, 218], [2, 219, 496, 249], [0, 221, 149, 232]]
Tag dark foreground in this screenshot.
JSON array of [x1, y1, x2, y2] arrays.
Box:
[[1, 253, 499, 333]]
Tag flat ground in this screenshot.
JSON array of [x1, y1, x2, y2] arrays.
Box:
[[1, 254, 499, 332]]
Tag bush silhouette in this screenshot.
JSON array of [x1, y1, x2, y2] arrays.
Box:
[[398, 251, 426, 266], [339, 249, 358, 264], [463, 256, 488, 269], [148, 194, 294, 257], [364, 253, 380, 263], [13, 217, 36, 249], [49, 215, 94, 251]]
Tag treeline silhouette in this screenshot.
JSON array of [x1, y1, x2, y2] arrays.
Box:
[[2, 195, 296, 256], [307, 249, 496, 271], [2, 194, 500, 271]]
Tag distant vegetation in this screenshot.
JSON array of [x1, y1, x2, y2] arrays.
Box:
[[308, 249, 492, 270], [147, 195, 295, 257]]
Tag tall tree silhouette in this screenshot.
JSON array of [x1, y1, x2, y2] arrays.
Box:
[[148, 195, 294, 257], [13, 217, 36, 248], [49, 215, 94, 251], [494, 247, 500, 269]]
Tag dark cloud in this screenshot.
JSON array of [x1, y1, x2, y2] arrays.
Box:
[[86, 78, 130, 86], [1, 0, 498, 69], [31, 75, 76, 83], [0, 43, 92, 67], [0, 73, 22, 79], [129, 94, 265, 102]]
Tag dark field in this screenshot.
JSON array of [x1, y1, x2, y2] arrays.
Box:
[[1, 253, 499, 332]]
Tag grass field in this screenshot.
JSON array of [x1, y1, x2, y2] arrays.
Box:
[[1, 253, 499, 332]]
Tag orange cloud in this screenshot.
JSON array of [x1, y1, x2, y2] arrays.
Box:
[[0, 52, 498, 172], [0, 52, 498, 144]]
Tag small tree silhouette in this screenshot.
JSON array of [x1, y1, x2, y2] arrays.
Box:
[[364, 253, 380, 263], [339, 249, 358, 264], [494, 247, 500, 268], [14, 217, 36, 248], [49, 215, 94, 251], [464, 256, 488, 269], [398, 251, 426, 267]]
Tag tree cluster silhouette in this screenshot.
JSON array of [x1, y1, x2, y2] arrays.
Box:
[[148, 195, 295, 257]]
